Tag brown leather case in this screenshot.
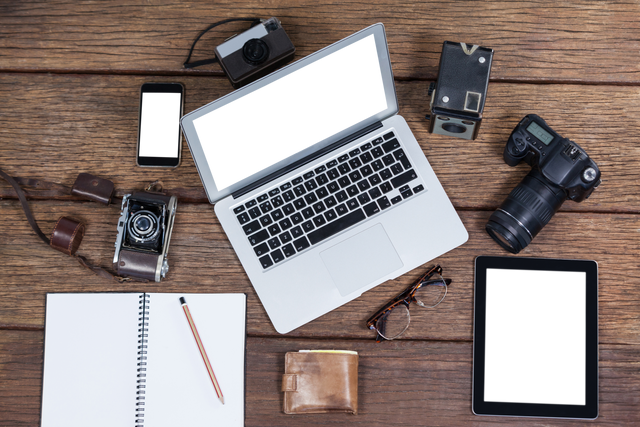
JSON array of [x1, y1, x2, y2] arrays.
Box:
[[50, 216, 85, 255], [71, 173, 115, 205], [115, 249, 159, 282], [282, 351, 358, 415]]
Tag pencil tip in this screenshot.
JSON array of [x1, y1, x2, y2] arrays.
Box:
[[220, 396, 225, 405]]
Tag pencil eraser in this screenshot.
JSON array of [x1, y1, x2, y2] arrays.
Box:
[[179, 297, 186, 305]]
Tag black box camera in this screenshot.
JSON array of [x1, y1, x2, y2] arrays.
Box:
[[215, 17, 295, 89], [426, 41, 494, 140]]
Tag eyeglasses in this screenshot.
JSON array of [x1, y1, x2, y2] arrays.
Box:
[[366, 265, 451, 342]]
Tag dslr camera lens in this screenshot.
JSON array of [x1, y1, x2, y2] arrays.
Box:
[[242, 39, 270, 65]]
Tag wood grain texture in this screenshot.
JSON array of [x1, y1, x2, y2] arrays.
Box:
[[1, 74, 638, 212], [1, 331, 638, 426], [2, 201, 638, 345], [1, 1, 640, 83]]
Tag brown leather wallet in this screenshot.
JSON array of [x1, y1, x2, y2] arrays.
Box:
[[70, 173, 115, 205], [282, 350, 358, 415]]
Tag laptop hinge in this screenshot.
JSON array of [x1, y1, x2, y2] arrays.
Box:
[[231, 121, 384, 199]]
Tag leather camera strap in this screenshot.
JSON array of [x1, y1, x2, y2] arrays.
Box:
[[0, 168, 147, 283]]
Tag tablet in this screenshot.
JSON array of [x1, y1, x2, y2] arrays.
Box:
[[472, 256, 598, 419]]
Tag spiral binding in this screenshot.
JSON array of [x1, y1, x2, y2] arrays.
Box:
[[135, 293, 150, 427]]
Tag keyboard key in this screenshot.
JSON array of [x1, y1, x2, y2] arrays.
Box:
[[348, 170, 362, 182], [368, 187, 382, 199], [357, 193, 371, 205], [361, 165, 373, 177], [371, 159, 384, 171], [383, 131, 395, 140], [307, 209, 366, 245], [313, 215, 326, 227], [357, 180, 371, 191], [303, 171, 315, 180], [391, 163, 404, 175], [268, 224, 281, 236], [268, 188, 280, 197], [257, 194, 269, 202], [293, 236, 310, 252], [248, 207, 261, 219], [380, 182, 393, 193], [324, 209, 337, 222], [290, 226, 303, 238], [279, 217, 292, 230], [336, 190, 348, 202], [254, 242, 269, 257], [271, 209, 284, 221], [382, 138, 400, 153], [237, 212, 250, 224], [338, 163, 351, 175], [336, 203, 348, 216], [282, 243, 296, 257], [360, 152, 373, 164], [379, 168, 392, 181], [271, 249, 284, 263], [242, 220, 261, 235], [282, 203, 295, 215], [327, 182, 340, 193], [282, 190, 295, 202], [348, 158, 362, 169], [245, 199, 257, 208], [391, 196, 402, 204], [292, 177, 303, 185], [399, 185, 410, 193], [259, 215, 273, 227], [369, 174, 382, 186], [363, 201, 380, 217], [268, 237, 281, 249], [361, 142, 372, 151], [280, 231, 292, 243], [391, 169, 418, 188], [413, 184, 425, 193], [314, 165, 326, 174], [327, 168, 340, 180], [304, 180, 318, 191], [293, 199, 306, 210], [248, 230, 269, 246], [372, 137, 384, 145], [313, 201, 326, 214], [233, 205, 245, 214], [401, 188, 414, 199], [259, 254, 273, 269], [280, 182, 292, 191], [302, 220, 315, 232], [325, 195, 337, 207], [382, 154, 395, 166], [259, 201, 273, 214], [326, 159, 338, 168], [349, 148, 361, 157], [304, 193, 318, 204], [346, 198, 359, 210], [372, 147, 384, 158], [338, 154, 350, 162], [301, 207, 314, 219], [337, 176, 351, 188], [271, 195, 284, 207], [291, 212, 304, 224], [315, 186, 329, 199], [377, 196, 391, 210], [393, 148, 412, 169], [316, 173, 328, 186], [346, 185, 359, 197], [293, 185, 306, 197]]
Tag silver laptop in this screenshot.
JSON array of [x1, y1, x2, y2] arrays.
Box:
[[180, 23, 468, 333]]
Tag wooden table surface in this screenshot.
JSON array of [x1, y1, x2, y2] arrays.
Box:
[[1, 1, 639, 425]]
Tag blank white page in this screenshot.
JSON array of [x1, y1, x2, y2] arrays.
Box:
[[41, 293, 140, 427], [143, 293, 246, 426]]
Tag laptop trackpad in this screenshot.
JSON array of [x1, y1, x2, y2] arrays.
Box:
[[320, 223, 403, 297]]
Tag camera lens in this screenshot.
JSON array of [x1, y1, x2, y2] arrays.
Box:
[[442, 123, 467, 134], [128, 210, 160, 242], [486, 169, 566, 253], [242, 39, 269, 65], [135, 216, 152, 233]]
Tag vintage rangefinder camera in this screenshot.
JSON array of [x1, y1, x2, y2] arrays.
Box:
[[215, 17, 295, 89], [113, 192, 177, 281], [486, 114, 601, 254], [426, 41, 494, 140]]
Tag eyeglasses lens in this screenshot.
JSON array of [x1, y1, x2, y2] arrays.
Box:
[[414, 273, 447, 308], [375, 304, 410, 340]]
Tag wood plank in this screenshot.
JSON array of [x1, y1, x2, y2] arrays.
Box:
[[1, 331, 638, 426], [1, 1, 640, 83], [0, 74, 637, 212], [2, 201, 639, 345]]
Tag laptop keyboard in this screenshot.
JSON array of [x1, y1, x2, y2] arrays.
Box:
[[233, 131, 426, 269]]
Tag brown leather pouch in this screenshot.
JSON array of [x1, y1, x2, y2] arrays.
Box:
[[282, 350, 358, 415], [70, 173, 115, 205]]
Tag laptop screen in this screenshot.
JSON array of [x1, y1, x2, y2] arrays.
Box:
[[190, 32, 390, 194]]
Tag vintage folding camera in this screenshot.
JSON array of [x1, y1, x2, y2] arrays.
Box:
[[113, 192, 177, 282], [426, 41, 494, 140], [486, 114, 601, 254], [215, 17, 295, 89]]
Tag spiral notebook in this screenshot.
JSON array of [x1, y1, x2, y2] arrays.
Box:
[[40, 293, 246, 427]]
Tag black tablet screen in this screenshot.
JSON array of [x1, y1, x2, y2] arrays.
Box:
[[487, 272, 583, 402]]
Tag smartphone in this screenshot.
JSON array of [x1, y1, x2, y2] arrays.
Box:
[[137, 83, 184, 167]]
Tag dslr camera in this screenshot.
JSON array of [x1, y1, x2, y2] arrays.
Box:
[[215, 17, 295, 88], [113, 192, 177, 281], [486, 114, 601, 254]]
